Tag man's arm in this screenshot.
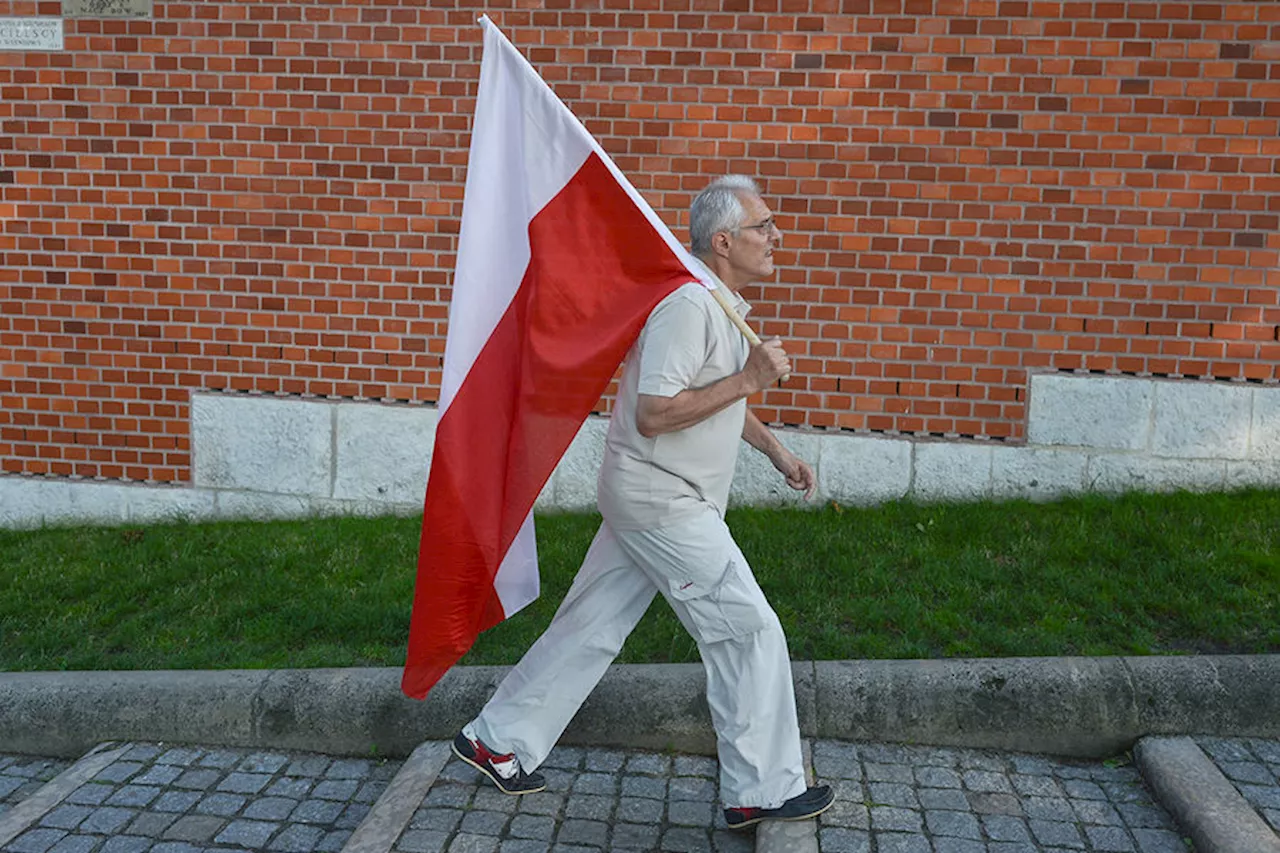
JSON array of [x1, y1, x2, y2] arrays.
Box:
[[635, 338, 790, 438], [742, 409, 816, 500]]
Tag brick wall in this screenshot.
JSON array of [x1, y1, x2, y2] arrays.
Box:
[[2, 0, 1278, 484]]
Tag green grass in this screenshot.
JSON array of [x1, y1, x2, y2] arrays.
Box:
[[1, 490, 1277, 672]]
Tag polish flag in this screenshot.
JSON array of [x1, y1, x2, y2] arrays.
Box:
[[401, 17, 717, 700]]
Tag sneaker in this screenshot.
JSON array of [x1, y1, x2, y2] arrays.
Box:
[[451, 730, 546, 795], [724, 784, 835, 829]]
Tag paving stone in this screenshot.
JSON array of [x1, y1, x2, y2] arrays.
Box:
[[918, 787, 970, 811], [133, 765, 183, 786], [1084, 824, 1136, 851], [194, 792, 247, 816], [518, 792, 565, 817], [932, 839, 987, 853], [915, 766, 961, 788], [288, 757, 332, 777], [164, 814, 227, 842], [659, 826, 712, 852], [983, 814, 1033, 842], [448, 834, 501, 853], [500, 841, 551, 853], [47, 836, 99, 853], [156, 748, 202, 767], [318, 829, 353, 852], [100, 838, 153, 853], [710, 828, 752, 853], [556, 818, 608, 847], [80, 807, 136, 835], [127, 811, 179, 836], [1222, 760, 1276, 785], [868, 781, 917, 808], [1239, 783, 1280, 809], [616, 796, 664, 823], [1130, 828, 1188, 853], [215, 818, 280, 846], [474, 789, 522, 814], [461, 809, 511, 836], [965, 791, 1022, 816], [584, 750, 626, 773], [1116, 803, 1174, 830], [865, 763, 913, 784], [621, 775, 667, 800], [291, 798, 345, 823], [1010, 756, 1057, 776], [872, 832, 930, 853], [269, 823, 325, 852], [510, 814, 557, 841], [152, 791, 201, 812], [311, 779, 360, 800], [219, 772, 273, 794], [564, 794, 614, 821], [668, 799, 714, 826], [813, 743, 861, 781], [267, 777, 316, 799], [870, 805, 923, 833], [106, 784, 161, 807], [570, 773, 617, 797], [817, 826, 870, 853], [335, 803, 371, 829], [92, 761, 143, 784], [325, 759, 371, 778], [240, 752, 291, 774], [424, 785, 473, 808], [39, 805, 93, 830], [1198, 737, 1253, 762], [1071, 798, 1122, 825], [1061, 779, 1105, 800], [1022, 796, 1074, 822], [244, 796, 300, 820], [610, 821, 662, 850], [398, 829, 450, 853], [1028, 818, 1085, 848], [673, 757, 717, 778], [6, 828, 68, 853], [925, 808, 982, 839], [356, 779, 390, 804], [173, 768, 220, 790], [668, 777, 716, 802], [544, 748, 585, 771], [623, 754, 670, 776], [150, 842, 203, 853], [819, 795, 870, 830]]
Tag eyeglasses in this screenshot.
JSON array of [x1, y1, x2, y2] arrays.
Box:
[[737, 217, 780, 237]]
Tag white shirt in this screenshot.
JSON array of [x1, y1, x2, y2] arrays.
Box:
[[597, 261, 752, 530]]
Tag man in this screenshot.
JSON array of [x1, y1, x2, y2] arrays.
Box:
[[451, 175, 834, 829]]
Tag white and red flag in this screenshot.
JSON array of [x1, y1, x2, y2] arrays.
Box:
[[401, 17, 715, 699]]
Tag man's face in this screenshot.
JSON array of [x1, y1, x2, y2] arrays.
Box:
[[722, 193, 781, 284]]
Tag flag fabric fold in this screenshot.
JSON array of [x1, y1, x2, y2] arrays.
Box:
[[401, 17, 713, 700]]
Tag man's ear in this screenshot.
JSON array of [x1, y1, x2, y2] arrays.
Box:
[[711, 230, 732, 258]]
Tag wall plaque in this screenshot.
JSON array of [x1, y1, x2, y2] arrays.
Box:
[[0, 17, 63, 51], [63, 0, 151, 18]]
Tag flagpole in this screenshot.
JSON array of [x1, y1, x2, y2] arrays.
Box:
[[708, 286, 790, 383]]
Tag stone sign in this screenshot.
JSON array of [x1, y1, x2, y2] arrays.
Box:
[[0, 17, 63, 51], [63, 0, 151, 18]]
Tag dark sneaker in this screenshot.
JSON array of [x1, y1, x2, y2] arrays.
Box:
[[724, 784, 835, 829], [451, 730, 546, 795]]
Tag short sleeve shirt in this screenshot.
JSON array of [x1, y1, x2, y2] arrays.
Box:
[[597, 263, 752, 530]]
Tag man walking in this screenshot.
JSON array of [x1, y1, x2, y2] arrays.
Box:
[[451, 175, 834, 829]]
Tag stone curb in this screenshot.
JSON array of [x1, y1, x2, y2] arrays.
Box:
[[1134, 735, 1280, 853], [4, 656, 1279, 761]]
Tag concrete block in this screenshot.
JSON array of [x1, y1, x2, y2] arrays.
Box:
[[990, 446, 1087, 501], [816, 433, 911, 506], [0, 476, 73, 528], [118, 485, 216, 525], [730, 428, 822, 507], [332, 402, 436, 504], [911, 441, 993, 503], [1027, 373, 1154, 450], [214, 491, 314, 521], [1225, 459, 1280, 489], [1150, 380, 1251, 460], [1087, 454, 1226, 494], [550, 416, 608, 511], [192, 394, 334, 496], [1249, 385, 1280, 459]]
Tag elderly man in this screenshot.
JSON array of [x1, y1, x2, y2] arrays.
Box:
[[451, 175, 834, 829]]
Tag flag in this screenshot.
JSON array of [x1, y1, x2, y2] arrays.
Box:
[[401, 17, 716, 700]]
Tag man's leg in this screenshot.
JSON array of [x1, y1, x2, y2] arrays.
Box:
[[468, 522, 657, 772], [611, 513, 808, 810]]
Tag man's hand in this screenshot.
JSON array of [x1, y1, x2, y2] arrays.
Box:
[[769, 446, 816, 501], [742, 338, 790, 393]]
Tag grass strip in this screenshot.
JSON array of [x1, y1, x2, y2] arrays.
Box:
[[1, 489, 1276, 672]]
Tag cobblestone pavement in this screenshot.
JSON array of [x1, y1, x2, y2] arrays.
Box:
[[1197, 737, 1280, 835], [0, 757, 72, 820], [7, 738, 1278, 852]]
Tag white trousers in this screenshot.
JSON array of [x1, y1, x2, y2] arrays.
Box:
[[469, 509, 807, 808]]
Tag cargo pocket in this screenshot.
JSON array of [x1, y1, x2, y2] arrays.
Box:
[[666, 558, 770, 645]]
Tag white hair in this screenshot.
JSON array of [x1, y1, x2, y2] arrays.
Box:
[[689, 175, 762, 257]]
